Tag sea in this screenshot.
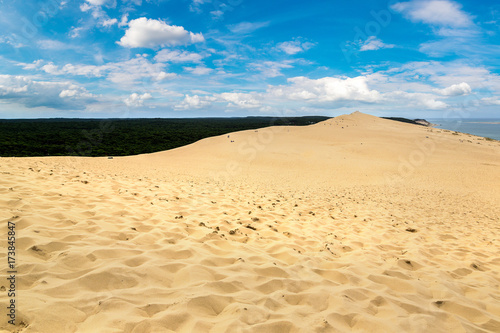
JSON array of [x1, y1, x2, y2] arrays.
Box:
[[427, 118, 500, 141]]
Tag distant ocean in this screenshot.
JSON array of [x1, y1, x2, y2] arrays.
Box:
[[427, 118, 500, 141]]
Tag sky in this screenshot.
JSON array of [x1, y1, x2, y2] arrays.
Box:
[[0, 0, 499, 119]]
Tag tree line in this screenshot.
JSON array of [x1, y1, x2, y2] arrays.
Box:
[[0, 116, 330, 157]]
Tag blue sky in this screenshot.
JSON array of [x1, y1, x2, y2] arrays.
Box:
[[0, 0, 499, 118]]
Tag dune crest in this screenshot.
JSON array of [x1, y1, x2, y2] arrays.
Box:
[[1, 112, 499, 332]]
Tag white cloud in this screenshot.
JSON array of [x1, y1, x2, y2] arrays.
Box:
[[360, 36, 395, 51], [277, 40, 315, 55], [154, 72, 177, 81], [211, 10, 224, 20], [190, 0, 208, 13], [80, 3, 93, 11], [124, 92, 152, 106], [435, 82, 471, 96], [0, 75, 96, 110], [362, 61, 500, 112], [268, 76, 382, 103], [392, 0, 473, 28], [385, 91, 448, 109], [173, 74, 450, 113], [385, 61, 500, 92], [101, 18, 118, 27], [175, 94, 213, 109], [219, 92, 261, 108], [154, 50, 204, 63], [0, 36, 25, 48], [38, 62, 106, 77], [0, 83, 28, 95], [481, 97, 500, 105], [69, 27, 84, 38], [41, 63, 60, 75], [60, 63, 107, 77], [59, 89, 78, 98], [228, 21, 270, 34], [118, 18, 205, 48], [79, 1, 120, 32], [184, 66, 213, 75], [22, 60, 44, 70], [418, 33, 491, 57], [37, 39, 73, 50], [105, 57, 171, 86], [85, 0, 106, 5], [85, 0, 114, 6], [119, 14, 128, 27], [124, 0, 142, 5], [59, 86, 94, 99], [250, 61, 294, 78], [25, 57, 176, 88]]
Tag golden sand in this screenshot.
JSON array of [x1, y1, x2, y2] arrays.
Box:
[[1, 112, 499, 332]]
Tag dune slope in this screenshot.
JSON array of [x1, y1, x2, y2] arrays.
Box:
[[1, 112, 499, 332]]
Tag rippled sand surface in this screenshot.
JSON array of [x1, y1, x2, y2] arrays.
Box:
[[1, 112, 499, 332]]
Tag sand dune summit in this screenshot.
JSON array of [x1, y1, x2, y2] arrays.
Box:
[[1, 112, 499, 332]]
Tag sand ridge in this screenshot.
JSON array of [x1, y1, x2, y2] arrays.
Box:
[[1, 112, 499, 332]]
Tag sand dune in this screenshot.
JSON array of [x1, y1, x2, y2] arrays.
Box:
[[1, 111, 499, 332]]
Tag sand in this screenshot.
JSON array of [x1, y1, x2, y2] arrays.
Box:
[[1, 111, 499, 332]]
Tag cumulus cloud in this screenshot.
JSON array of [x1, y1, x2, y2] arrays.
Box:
[[481, 97, 500, 105], [154, 50, 204, 63], [435, 82, 471, 96], [118, 18, 205, 48], [277, 40, 315, 55], [124, 92, 152, 106], [175, 94, 213, 109], [26, 57, 176, 87], [59, 63, 107, 77], [59, 89, 78, 98], [41, 63, 60, 75], [384, 61, 500, 92], [385, 91, 448, 109], [0, 75, 96, 110], [268, 76, 382, 103], [118, 14, 128, 27], [154, 72, 177, 81], [59, 86, 95, 99], [37, 61, 107, 77], [360, 36, 395, 51], [22, 60, 44, 70], [392, 0, 473, 28], [219, 92, 261, 108], [105, 57, 172, 86], [101, 18, 118, 27]]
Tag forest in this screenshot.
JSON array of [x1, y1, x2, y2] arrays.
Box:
[[0, 116, 330, 157]]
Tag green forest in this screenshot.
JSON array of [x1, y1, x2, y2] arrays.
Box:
[[0, 116, 330, 157]]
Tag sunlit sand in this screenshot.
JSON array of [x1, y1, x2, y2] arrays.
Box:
[[1, 112, 499, 332]]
